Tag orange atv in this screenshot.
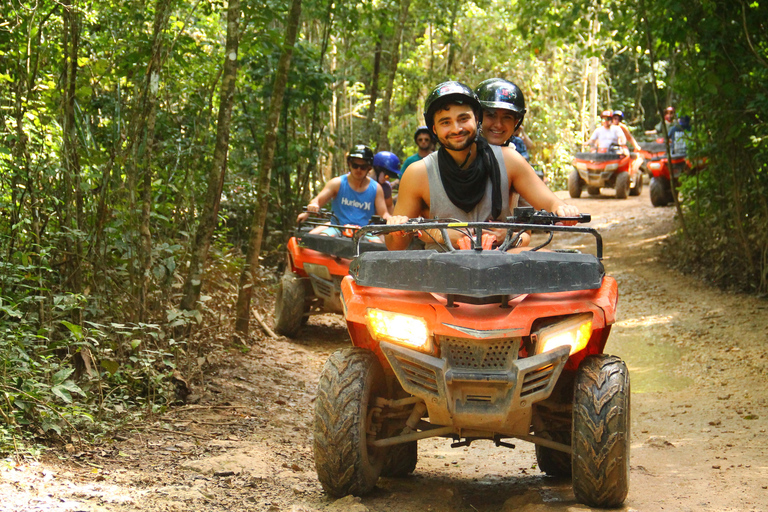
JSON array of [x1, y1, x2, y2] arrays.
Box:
[[569, 144, 642, 199], [638, 140, 688, 207], [312, 208, 630, 508], [273, 209, 386, 337]]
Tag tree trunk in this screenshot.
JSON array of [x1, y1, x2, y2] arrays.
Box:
[[234, 0, 303, 337], [376, 0, 410, 151], [365, 40, 381, 143], [179, 0, 241, 312]]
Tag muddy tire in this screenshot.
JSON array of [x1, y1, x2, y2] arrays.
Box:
[[614, 172, 629, 199], [535, 432, 572, 477], [381, 441, 418, 477], [629, 171, 643, 196], [274, 272, 306, 338], [650, 177, 670, 207], [586, 186, 601, 196], [572, 355, 630, 508], [568, 169, 583, 198], [313, 348, 386, 497]]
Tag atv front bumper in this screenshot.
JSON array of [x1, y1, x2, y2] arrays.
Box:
[[380, 341, 570, 436]]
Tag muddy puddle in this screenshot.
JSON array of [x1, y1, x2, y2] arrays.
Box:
[[608, 324, 693, 393]]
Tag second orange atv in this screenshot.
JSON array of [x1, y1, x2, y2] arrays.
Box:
[[569, 146, 642, 199], [312, 208, 630, 508]]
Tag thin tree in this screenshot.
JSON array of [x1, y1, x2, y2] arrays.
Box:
[[234, 0, 303, 337], [376, 0, 410, 151], [179, 0, 241, 312]]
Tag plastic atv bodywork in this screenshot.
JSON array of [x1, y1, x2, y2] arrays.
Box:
[[276, 225, 387, 336], [312, 212, 630, 507], [570, 151, 642, 198]]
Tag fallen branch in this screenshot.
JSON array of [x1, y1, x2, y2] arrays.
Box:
[[253, 310, 279, 339]]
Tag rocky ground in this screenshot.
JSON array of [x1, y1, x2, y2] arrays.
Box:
[[2, 184, 767, 512]]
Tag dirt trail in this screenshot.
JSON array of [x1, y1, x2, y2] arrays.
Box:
[[2, 185, 768, 512]]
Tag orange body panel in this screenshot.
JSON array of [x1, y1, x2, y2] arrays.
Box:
[[341, 275, 619, 373], [286, 237, 352, 277]]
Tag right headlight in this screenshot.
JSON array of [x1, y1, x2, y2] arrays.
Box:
[[535, 314, 593, 355], [365, 309, 431, 353]]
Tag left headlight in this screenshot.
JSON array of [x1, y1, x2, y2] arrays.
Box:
[[535, 314, 593, 356], [366, 309, 431, 352]]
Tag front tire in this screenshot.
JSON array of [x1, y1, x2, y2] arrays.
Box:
[[572, 355, 630, 508], [381, 441, 418, 477], [535, 431, 572, 477], [586, 186, 601, 196], [313, 348, 386, 497], [568, 169, 583, 198], [650, 177, 670, 207], [614, 172, 629, 199], [274, 272, 307, 337]]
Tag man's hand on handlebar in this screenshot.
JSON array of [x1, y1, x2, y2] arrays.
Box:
[[297, 203, 321, 223]]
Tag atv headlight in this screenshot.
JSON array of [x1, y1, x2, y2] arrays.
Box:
[[366, 309, 430, 351], [649, 161, 662, 171], [535, 314, 593, 356], [605, 163, 619, 171]]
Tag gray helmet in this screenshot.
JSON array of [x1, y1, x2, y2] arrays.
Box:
[[475, 78, 526, 132], [423, 81, 482, 133]]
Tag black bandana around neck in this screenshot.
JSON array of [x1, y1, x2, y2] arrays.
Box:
[[437, 136, 503, 219]]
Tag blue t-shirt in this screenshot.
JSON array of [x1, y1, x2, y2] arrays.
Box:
[[508, 136, 530, 161], [331, 174, 378, 226]]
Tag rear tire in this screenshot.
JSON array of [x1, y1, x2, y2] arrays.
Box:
[[586, 186, 601, 196], [274, 272, 306, 337], [572, 355, 630, 508], [381, 441, 418, 477], [568, 169, 583, 198], [313, 348, 386, 497], [650, 177, 670, 207], [629, 172, 643, 196], [535, 431, 572, 477], [614, 172, 629, 199]]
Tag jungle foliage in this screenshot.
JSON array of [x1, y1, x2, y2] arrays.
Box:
[[0, 0, 765, 453]]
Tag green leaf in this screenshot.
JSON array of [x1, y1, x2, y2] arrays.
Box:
[[60, 380, 85, 396], [101, 359, 119, 375], [51, 385, 73, 403], [52, 367, 75, 385], [61, 320, 83, 340]]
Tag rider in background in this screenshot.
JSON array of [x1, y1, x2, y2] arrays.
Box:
[[655, 106, 677, 135], [587, 110, 627, 155], [667, 115, 691, 155], [400, 126, 434, 176], [611, 110, 640, 152], [297, 144, 390, 237], [371, 151, 401, 215]]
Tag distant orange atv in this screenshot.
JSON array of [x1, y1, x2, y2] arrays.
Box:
[[312, 208, 630, 508], [273, 209, 386, 337], [569, 144, 642, 199], [638, 139, 704, 207]]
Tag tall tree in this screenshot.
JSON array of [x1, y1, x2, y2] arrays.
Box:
[[234, 0, 303, 336], [376, 0, 410, 151], [179, 0, 242, 313]]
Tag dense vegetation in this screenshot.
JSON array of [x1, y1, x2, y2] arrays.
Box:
[[0, 0, 765, 453]]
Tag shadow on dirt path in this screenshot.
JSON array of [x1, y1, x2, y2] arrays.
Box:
[[2, 186, 767, 512]]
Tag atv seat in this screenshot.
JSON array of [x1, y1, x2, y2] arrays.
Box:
[[299, 233, 388, 260], [350, 249, 604, 297]]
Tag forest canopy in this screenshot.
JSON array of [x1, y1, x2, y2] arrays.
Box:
[[0, 0, 765, 451]]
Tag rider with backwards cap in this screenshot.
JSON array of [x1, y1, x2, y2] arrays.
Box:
[[386, 81, 577, 251]]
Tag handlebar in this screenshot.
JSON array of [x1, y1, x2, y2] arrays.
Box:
[[352, 207, 602, 258]]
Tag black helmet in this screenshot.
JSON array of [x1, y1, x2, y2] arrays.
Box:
[[423, 81, 482, 133], [414, 126, 433, 144], [475, 78, 526, 131], [347, 144, 373, 163], [612, 110, 624, 120]]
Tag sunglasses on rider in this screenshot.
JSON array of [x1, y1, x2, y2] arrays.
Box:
[[349, 161, 371, 170]]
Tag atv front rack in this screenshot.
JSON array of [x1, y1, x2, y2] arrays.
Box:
[[349, 210, 605, 297]]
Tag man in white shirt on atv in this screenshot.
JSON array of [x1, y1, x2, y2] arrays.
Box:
[[587, 110, 627, 155], [385, 81, 577, 250]]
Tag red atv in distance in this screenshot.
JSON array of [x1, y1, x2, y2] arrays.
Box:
[[638, 139, 695, 207], [312, 208, 630, 508], [273, 209, 386, 338], [569, 145, 642, 199]]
